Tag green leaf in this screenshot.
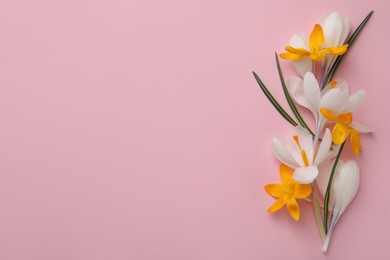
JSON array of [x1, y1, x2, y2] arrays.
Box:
[[275, 53, 315, 136], [252, 71, 298, 126], [325, 11, 374, 85]]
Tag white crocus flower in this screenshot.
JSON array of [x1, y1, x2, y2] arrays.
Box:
[[317, 160, 360, 252], [280, 12, 350, 78], [321, 81, 367, 116], [287, 72, 368, 139], [272, 126, 333, 184]]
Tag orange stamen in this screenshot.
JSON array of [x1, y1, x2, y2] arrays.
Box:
[[293, 136, 310, 167]]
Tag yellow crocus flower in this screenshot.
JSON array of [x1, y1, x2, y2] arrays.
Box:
[[280, 24, 348, 61], [265, 164, 312, 221], [320, 108, 362, 155]]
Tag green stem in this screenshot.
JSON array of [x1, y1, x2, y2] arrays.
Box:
[[312, 183, 326, 244], [323, 141, 345, 233]]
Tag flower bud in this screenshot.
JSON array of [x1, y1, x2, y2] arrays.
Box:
[[323, 160, 360, 252]]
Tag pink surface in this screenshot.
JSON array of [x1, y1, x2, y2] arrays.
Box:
[[0, 0, 389, 259]]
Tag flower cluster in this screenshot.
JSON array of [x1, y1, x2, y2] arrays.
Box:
[[253, 11, 373, 252]]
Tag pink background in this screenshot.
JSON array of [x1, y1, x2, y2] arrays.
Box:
[[0, 0, 389, 259]]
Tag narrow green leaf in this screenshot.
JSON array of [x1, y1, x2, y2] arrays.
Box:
[[275, 53, 315, 136], [325, 10, 374, 85], [252, 71, 298, 126]]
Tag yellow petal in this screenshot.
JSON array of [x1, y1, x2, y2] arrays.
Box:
[[332, 123, 351, 144], [280, 164, 293, 186], [294, 184, 312, 199], [309, 24, 325, 52], [265, 184, 286, 198], [285, 46, 311, 55], [280, 52, 306, 60], [268, 196, 287, 213], [350, 130, 362, 155], [286, 198, 300, 221], [320, 108, 338, 121], [337, 112, 353, 126], [320, 44, 349, 56]]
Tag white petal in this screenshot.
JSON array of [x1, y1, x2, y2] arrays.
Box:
[[350, 122, 373, 133], [290, 33, 309, 49], [345, 89, 366, 112], [293, 57, 312, 78], [293, 166, 319, 184], [289, 34, 312, 77], [286, 77, 312, 109], [272, 138, 299, 168], [321, 79, 348, 94], [320, 88, 349, 114], [293, 127, 314, 164], [333, 79, 349, 92], [323, 12, 344, 48], [286, 139, 305, 167], [328, 160, 344, 210], [341, 16, 350, 45], [303, 72, 321, 111], [314, 128, 332, 165], [332, 160, 360, 215], [321, 12, 349, 74], [315, 159, 332, 197]]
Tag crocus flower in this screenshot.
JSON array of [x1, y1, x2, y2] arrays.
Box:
[[265, 164, 312, 221], [319, 81, 371, 155], [280, 12, 350, 77], [287, 73, 368, 145], [286, 72, 333, 135], [272, 126, 333, 184], [320, 109, 371, 155], [319, 160, 360, 252]]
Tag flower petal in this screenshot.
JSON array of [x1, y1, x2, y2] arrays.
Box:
[[293, 57, 313, 78], [286, 198, 300, 221], [286, 76, 312, 109], [350, 122, 373, 133], [268, 196, 287, 213], [320, 108, 338, 121], [345, 89, 366, 112], [280, 52, 306, 60], [303, 72, 321, 112], [292, 166, 319, 184], [289, 34, 313, 77], [321, 12, 350, 73], [315, 159, 332, 197], [279, 164, 293, 186], [290, 33, 310, 49], [322, 12, 344, 47], [293, 127, 314, 164], [334, 79, 349, 92], [265, 184, 286, 198], [314, 128, 332, 165], [350, 130, 362, 155], [332, 123, 350, 144], [294, 183, 312, 199], [332, 160, 360, 215], [272, 138, 299, 168], [320, 88, 349, 114], [309, 24, 325, 51]]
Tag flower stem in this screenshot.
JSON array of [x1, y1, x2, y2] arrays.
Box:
[[312, 183, 326, 244], [323, 141, 345, 233]]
